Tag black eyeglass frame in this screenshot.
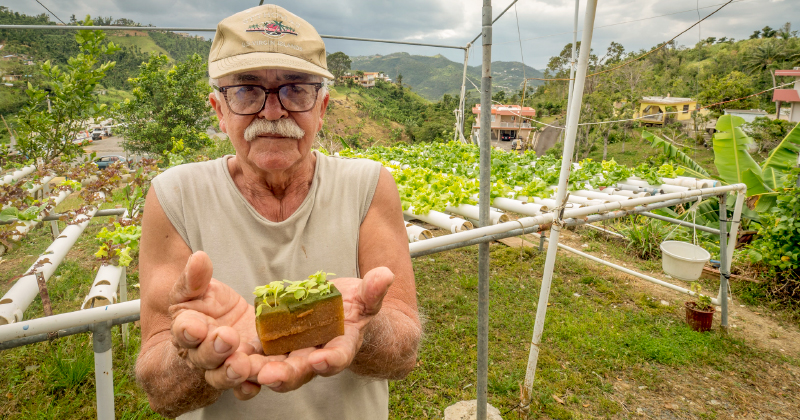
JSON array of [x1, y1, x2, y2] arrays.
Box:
[[215, 83, 324, 115]]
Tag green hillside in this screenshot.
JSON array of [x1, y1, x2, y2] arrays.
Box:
[[107, 32, 170, 57], [351, 52, 543, 101]]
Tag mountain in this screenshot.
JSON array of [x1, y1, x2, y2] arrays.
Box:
[[351, 52, 543, 101]]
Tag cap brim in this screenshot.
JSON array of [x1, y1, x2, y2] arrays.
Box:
[[209, 51, 334, 80]]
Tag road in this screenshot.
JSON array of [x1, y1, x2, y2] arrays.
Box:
[[83, 135, 128, 158]]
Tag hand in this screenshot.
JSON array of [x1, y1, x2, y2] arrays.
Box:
[[168, 251, 263, 400], [247, 267, 394, 392]]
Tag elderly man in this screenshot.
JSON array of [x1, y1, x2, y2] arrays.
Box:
[[134, 4, 421, 419]]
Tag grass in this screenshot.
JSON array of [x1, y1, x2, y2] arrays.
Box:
[[106, 34, 170, 58]]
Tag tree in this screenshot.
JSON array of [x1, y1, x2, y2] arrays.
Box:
[[117, 53, 212, 156], [742, 41, 786, 110], [761, 26, 777, 38], [698, 71, 758, 112], [15, 16, 119, 160], [326, 51, 351, 83]]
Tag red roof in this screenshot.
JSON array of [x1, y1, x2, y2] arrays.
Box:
[[773, 89, 800, 102], [775, 70, 800, 77]]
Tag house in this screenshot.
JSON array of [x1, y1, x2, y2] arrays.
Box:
[[340, 71, 391, 87], [471, 104, 536, 142], [1, 75, 22, 82], [634, 96, 698, 126], [723, 109, 768, 123], [773, 69, 800, 122]]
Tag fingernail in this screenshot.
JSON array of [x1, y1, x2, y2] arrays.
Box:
[[312, 361, 328, 372], [214, 336, 232, 353], [241, 384, 254, 395], [226, 366, 240, 380], [266, 381, 282, 388], [183, 331, 198, 342]]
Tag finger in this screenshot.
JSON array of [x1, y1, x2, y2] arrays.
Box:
[[205, 350, 251, 390], [255, 347, 317, 392], [171, 309, 210, 349], [169, 251, 214, 305], [360, 267, 394, 315], [233, 381, 262, 401], [307, 329, 359, 377], [185, 326, 240, 370]]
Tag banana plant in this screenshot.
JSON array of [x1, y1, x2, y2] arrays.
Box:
[[644, 116, 800, 212]]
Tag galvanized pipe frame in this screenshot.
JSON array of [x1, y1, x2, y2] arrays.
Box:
[[0, 314, 139, 351]]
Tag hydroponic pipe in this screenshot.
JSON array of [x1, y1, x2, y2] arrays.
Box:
[[0, 165, 35, 185], [446, 204, 508, 225], [405, 222, 432, 243], [404, 207, 473, 233], [82, 265, 125, 310], [0, 188, 72, 257], [490, 197, 544, 217], [0, 198, 102, 325], [0, 300, 140, 342], [0, 208, 126, 225]]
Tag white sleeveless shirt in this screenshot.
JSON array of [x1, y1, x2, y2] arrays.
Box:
[[151, 151, 387, 419]]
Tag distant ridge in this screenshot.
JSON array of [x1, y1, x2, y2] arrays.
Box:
[[351, 52, 543, 101]]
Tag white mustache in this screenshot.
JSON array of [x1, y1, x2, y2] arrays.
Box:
[[244, 118, 306, 142]]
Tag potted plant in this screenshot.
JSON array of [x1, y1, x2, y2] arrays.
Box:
[[685, 283, 715, 332], [253, 271, 344, 356]]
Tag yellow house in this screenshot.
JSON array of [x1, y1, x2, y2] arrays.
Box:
[[634, 96, 698, 125]]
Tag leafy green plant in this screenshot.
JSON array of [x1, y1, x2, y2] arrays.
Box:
[[618, 216, 669, 260], [689, 282, 713, 311], [94, 222, 142, 267], [253, 271, 335, 316]]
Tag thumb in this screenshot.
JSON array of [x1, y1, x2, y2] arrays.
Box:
[[360, 267, 394, 316], [169, 251, 214, 305]]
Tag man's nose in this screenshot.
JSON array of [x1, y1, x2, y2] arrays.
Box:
[[258, 91, 289, 119]]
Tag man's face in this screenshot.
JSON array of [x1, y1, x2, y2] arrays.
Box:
[[210, 69, 329, 174]]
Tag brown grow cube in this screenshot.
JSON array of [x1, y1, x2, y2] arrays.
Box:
[[255, 286, 345, 356]]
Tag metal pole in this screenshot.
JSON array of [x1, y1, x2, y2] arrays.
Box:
[[478, 1, 493, 418], [521, 0, 598, 410], [470, 0, 520, 45], [93, 320, 115, 419], [0, 315, 139, 350], [457, 46, 472, 143], [717, 193, 729, 331]]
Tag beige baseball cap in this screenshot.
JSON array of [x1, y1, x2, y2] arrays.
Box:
[[208, 4, 334, 80]]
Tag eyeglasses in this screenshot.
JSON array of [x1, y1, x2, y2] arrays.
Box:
[[215, 83, 323, 115]]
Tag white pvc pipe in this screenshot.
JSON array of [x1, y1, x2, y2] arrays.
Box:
[[0, 189, 72, 257], [571, 190, 629, 202], [624, 178, 650, 188], [564, 195, 606, 207], [82, 265, 125, 309], [659, 184, 690, 194], [446, 204, 508, 225], [26, 175, 55, 194], [0, 300, 141, 341], [491, 197, 544, 217], [0, 200, 102, 324], [529, 197, 558, 209], [0, 165, 35, 185], [405, 223, 432, 243], [404, 207, 473, 233]]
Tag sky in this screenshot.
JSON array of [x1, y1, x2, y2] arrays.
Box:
[[5, 0, 797, 70]]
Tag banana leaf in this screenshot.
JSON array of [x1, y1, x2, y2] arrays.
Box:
[[713, 115, 764, 195], [642, 130, 710, 177], [741, 168, 772, 196], [760, 121, 800, 189]]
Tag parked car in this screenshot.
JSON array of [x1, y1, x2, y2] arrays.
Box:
[[500, 133, 513, 141], [94, 155, 129, 169], [91, 127, 104, 140]]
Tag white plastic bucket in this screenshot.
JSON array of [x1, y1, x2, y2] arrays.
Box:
[[660, 241, 710, 281]]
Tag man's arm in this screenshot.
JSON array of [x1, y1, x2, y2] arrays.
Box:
[[351, 167, 421, 379], [135, 190, 256, 417]]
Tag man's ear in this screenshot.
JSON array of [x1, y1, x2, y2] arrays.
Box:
[[317, 90, 330, 132], [209, 92, 227, 133]]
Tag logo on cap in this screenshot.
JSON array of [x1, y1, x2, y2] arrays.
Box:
[[247, 20, 298, 38]]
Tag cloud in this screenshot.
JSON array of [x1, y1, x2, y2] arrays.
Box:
[[5, 0, 797, 69]]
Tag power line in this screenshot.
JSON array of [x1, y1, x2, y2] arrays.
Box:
[[35, 0, 66, 25], [527, 0, 735, 82]]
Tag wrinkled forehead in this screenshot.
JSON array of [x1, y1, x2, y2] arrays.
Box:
[[222, 69, 321, 85]]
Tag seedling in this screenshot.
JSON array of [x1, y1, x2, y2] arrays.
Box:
[[253, 271, 335, 316], [689, 282, 713, 311]]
